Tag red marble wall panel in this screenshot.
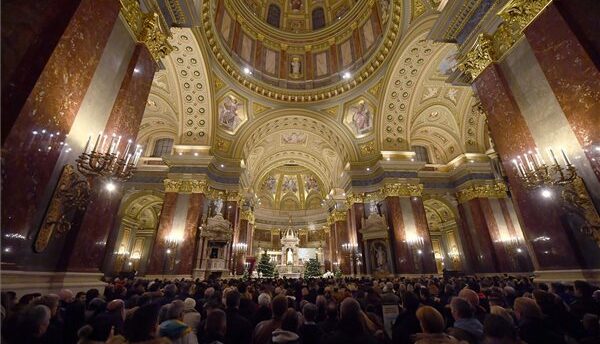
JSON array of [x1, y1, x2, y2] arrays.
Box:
[[411, 197, 438, 273], [323, 230, 332, 271], [1, 0, 81, 142], [525, 3, 600, 182], [329, 44, 338, 73], [334, 220, 350, 274], [456, 203, 479, 273], [499, 199, 534, 272], [59, 184, 121, 272], [104, 45, 156, 140], [474, 64, 581, 270], [461, 200, 498, 272], [385, 196, 414, 274], [1, 0, 121, 270], [146, 192, 178, 274], [353, 203, 366, 269], [175, 193, 204, 275], [555, 0, 600, 64], [479, 199, 512, 272]]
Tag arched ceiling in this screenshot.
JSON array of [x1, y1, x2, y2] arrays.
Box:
[[257, 166, 325, 211], [423, 198, 456, 231]]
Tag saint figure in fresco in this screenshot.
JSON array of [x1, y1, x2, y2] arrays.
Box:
[[291, 0, 302, 11], [351, 100, 372, 135], [219, 96, 242, 131]]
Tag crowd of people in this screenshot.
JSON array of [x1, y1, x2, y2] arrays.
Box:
[[1, 274, 600, 344]]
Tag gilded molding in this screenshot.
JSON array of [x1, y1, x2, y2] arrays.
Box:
[[329, 210, 348, 223], [240, 209, 255, 224], [456, 182, 507, 203], [163, 179, 208, 193], [382, 183, 423, 197], [119, 0, 173, 62], [458, 0, 552, 82]]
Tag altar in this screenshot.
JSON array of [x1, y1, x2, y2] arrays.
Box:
[[276, 220, 304, 278]]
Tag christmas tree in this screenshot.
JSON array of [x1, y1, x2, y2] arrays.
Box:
[[257, 252, 275, 278], [304, 258, 321, 278]]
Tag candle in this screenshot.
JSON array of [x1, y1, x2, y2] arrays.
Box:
[[524, 154, 534, 171], [529, 152, 539, 169], [547, 148, 559, 166], [512, 159, 522, 177], [115, 136, 122, 153], [124, 153, 132, 168], [560, 148, 571, 165], [101, 135, 108, 153], [535, 148, 546, 165], [123, 139, 132, 158], [108, 134, 116, 154], [83, 135, 91, 154], [92, 132, 102, 152], [518, 162, 527, 176]]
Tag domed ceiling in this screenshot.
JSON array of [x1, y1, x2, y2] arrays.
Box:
[[199, 0, 401, 101], [257, 167, 325, 211]]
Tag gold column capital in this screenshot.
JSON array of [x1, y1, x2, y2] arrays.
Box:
[[456, 182, 508, 204], [163, 179, 208, 193], [119, 0, 173, 62], [458, 0, 552, 82], [239, 209, 255, 224], [382, 182, 423, 197], [328, 210, 348, 224]]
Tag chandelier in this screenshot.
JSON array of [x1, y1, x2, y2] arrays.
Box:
[[77, 132, 143, 182]]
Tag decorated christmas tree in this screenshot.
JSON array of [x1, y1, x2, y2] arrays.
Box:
[[304, 258, 321, 278], [257, 252, 275, 278]]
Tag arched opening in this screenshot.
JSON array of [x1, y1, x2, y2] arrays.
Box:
[[312, 7, 326, 30], [423, 198, 463, 273], [412, 145, 431, 163], [152, 137, 174, 157], [267, 4, 282, 28]]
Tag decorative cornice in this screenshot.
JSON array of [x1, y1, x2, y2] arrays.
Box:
[[328, 210, 348, 223], [120, 0, 173, 62], [163, 179, 208, 193], [458, 0, 552, 82], [456, 182, 507, 203], [239, 209, 255, 224], [382, 183, 423, 197]]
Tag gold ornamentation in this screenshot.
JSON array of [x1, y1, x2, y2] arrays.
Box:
[[458, 33, 494, 82], [240, 209, 255, 224], [215, 137, 232, 152], [119, 0, 173, 62], [561, 177, 600, 248], [213, 74, 226, 93], [346, 193, 365, 205], [322, 105, 339, 116], [359, 141, 376, 155], [458, 0, 552, 82], [252, 102, 271, 115], [34, 165, 91, 252], [329, 210, 348, 223], [163, 179, 208, 193], [456, 182, 507, 203], [382, 183, 423, 197], [412, 0, 426, 19], [368, 80, 383, 98]]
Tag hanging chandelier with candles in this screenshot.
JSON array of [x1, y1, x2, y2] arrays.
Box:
[[511, 147, 577, 189]]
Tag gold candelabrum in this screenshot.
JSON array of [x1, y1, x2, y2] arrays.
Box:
[[512, 147, 600, 248], [233, 242, 248, 275], [35, 131, 143, 253], [512, 147, 576, 189], [341, 243, 362, 276], [76, 132, 143, 182]]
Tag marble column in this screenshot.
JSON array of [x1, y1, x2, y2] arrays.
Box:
[[222, 200, 238, 272], [235, 210, 253, 274], [63, 43, 157, 273], [176, 193, 205, 275], [1, 0, 125, 271], [351, 202, 367, 274], [323, 228, 332, 271], [384, 194, 437, 275], [474, 62, 600, 274], [146, 192, 178, 275], [524, 2, 600, 183]]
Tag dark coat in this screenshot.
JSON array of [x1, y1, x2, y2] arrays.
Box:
[[299, 323, 323, 344], [225, 308, 253, 344]]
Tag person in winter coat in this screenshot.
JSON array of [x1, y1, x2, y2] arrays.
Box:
[[272, 309, 301, 344], [106, 303, 170, 344], [159, 300, 199, 344], [412, 306, 462, 344], [447, 297, 483, 344]]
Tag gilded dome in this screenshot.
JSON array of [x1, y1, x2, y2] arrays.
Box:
[[199, 0, 400, 101]]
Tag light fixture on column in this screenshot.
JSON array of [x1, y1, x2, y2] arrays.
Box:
[[512, 147, 600, 248], [341, 243, 361, 276], [163, 233, 183, 274], [233, 242, 248, 254], [77, 133, 143, 183]]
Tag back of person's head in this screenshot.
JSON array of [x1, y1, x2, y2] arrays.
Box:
[[184, 297, 196, 311], [205, 308, 227, 337], [124, 303, 160, 342], [416, 306, 445, 334], [58, 289, 74, 303], [281, 308, 299, 332], [574, 280, 592, 298], [225, 289, 241, 309], [272, 294, 288, 320], [459, 288, 480, 308], [32, 294, 59, 316], [204, 286, 215, 299], [164, 283, 177, 297], [258, 292, 271, 307], [582, 313, 599, 334], [19, 305, 51, 338], [339, 298, 365, 334], [490, 305, 514, 326], [402, 291, 420, 311], [484, 314, 518, 344], [513, 297, 542, 320], [166, 300, 185, 320], [451, 297, 473, 320], [326, 301, 337, 319], [384, 282, 394, 293], [303, 303, 317, 322]]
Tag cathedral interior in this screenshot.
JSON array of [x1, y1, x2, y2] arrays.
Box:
[[2, 0, 600, 294]]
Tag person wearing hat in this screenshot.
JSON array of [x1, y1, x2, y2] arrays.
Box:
[[183, 298, 201, 334]]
